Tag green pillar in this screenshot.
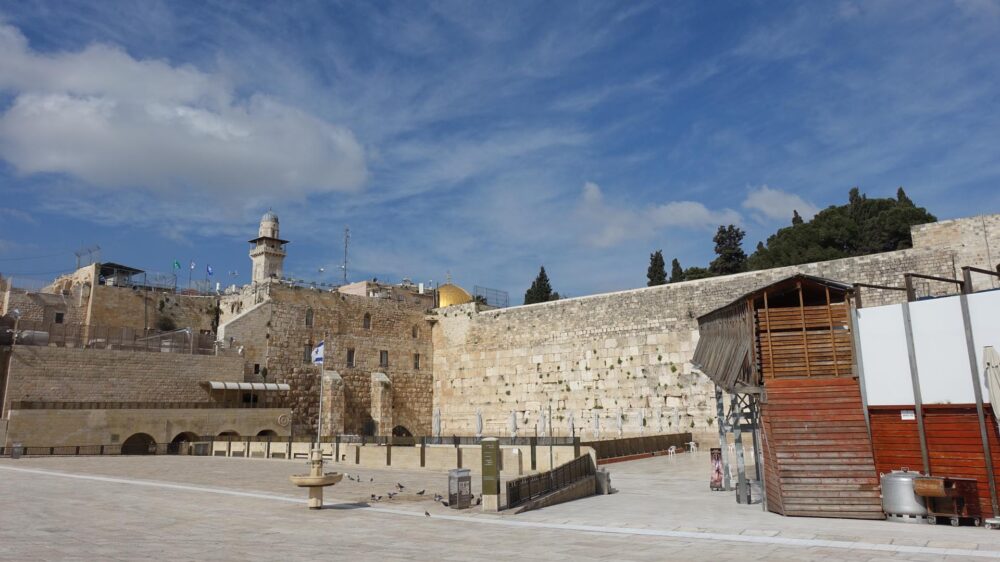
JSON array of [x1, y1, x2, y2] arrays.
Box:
[[481, 437, 500, 512]]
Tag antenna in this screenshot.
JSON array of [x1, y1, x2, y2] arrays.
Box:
[[341, 226, 350, 285]]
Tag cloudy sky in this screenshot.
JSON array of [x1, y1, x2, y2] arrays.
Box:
[[0, 1, 998, 302]]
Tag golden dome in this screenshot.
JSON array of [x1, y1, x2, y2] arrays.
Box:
[[438, 283, 473, 307]]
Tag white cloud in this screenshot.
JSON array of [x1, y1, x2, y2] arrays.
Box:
[[742, 185, 819, 223], [0, 207, 35, 223], [0, 23, 366, 198], [578, 182, 741, 247]]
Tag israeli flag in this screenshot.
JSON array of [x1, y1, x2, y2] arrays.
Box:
[[311, 341, 324, 365], [206, 265, 214, 276]]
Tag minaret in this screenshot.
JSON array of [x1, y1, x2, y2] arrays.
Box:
[[249, 210, 288, 284]]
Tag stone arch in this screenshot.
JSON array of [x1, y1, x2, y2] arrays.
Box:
[[391, 425, 413, 437], [171, 432, 198, 443], [363, 312, 372, 330], [256, 429, 279, 438], [121, 433, 156, 455], [218, 430, 240, 437]]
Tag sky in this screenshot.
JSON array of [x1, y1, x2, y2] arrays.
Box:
[[0, 0, 998, 302]]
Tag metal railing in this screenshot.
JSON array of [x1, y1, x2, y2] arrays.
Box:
[[581, 433, 692, 461], [506, 454, 596, 509], [4, 320, 220, 355]]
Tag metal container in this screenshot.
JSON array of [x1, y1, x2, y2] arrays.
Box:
[[881, 468, 927, 522], [448, 468, 472, 509]]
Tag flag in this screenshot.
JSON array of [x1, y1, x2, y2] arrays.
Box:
[[207, 265, 214, 276], [189, 260, 196, 270], [172, 260, 181, 270], [311, 341, 325, 365]]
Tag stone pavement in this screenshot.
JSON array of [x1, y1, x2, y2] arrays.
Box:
[[3, 452, 1000, 560]]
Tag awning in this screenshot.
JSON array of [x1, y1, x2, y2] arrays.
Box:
[[203, 381, 290, 391]]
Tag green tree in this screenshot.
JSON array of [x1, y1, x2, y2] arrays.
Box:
[[647, 250, 667, 286], [748, 187, 936, 270], [709, 225, 747, 275], [683, 266, 713, 280], [669, 258, 685, 283], [792, 210, 804, 225], [524, 266, 556, 304]]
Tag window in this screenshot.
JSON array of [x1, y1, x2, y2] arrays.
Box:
[[346, 348, 355, 368], [379, 350, 389, 368], [305, 308, 314, 327], [363, 313, 372, 330], [413, 353, 420, 370], [303, 343, 312, 364], [54, 312, 65, 324], [411, 325, 418, 338], [254, 363, 260, 374]]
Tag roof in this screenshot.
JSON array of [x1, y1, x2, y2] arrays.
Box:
[[98, 262, 144, 276], [691, 274, 853, 392], [261, 210, 279, 223], [438, 283, 473, 307], [202, 381, 290, 391]]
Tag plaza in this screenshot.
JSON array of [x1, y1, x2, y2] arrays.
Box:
[[4, 452, 1000, 561]]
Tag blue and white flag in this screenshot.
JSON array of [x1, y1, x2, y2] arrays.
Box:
[[189, 260, 196, 270], [311, 341, 324, 365], [206, 265, 214, 276]]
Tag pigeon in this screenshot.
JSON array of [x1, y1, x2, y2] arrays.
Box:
[[370, 494, 376, 501], [376, 495, 382, 502], [396, 483, 405, 490], [475, 496, 482, 506], [347, 475, 355, 482], [417, 489, 426, 496], [370, 477, 374, 483], [433, 494, 443, 502], [387, 492, 398, 499], [441, 500, 449, 507], [424, 511, 431, 517]]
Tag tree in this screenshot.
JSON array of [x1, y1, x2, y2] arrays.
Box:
[[669, 258, 685, 283], [683, 266, 713, 280], [647, 250, 667, 286], [792, 210, 804, 225], [709, 225, 747, 275], [524, 266, 556, 304], [748, 187, 936, 270]]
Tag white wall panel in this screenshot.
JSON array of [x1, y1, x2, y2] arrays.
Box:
[[857, 304, 913, 406]]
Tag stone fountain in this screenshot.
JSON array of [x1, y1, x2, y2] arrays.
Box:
[[289, 448, 343, 509]]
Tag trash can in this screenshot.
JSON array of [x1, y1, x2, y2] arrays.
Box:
[[448, 468, 472, 509], [10, 442, 23, 459]]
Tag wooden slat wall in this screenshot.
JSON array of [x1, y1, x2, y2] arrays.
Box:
[[870, 405, 1000, 517], [761, 378, 884, 519], [756, 303, 853, 380]]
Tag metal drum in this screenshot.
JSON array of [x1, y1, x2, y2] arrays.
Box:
[[881, 468, 927, 523]]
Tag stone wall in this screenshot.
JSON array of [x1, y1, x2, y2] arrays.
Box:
[[86, 285, 218, 333], [2, 346, 243, 415], [4, 406, 290, 447], [431, 215, 1000, 443], [218, 283, 434, 436]]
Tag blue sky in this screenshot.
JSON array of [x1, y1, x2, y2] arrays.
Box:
[[0, 1, 998, 302]]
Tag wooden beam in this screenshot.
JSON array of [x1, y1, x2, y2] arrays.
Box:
[[797, 282, 811, 377], [763, 290, 774, 380], [825, 286, 840, 377]]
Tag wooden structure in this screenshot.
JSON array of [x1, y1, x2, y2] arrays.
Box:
[[693, 275, 883, 519]]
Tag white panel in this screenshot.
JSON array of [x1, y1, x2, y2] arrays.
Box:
[[857, 304, 914, 406], [969, 290, 1000, 403], [910, 296, 974, 404]]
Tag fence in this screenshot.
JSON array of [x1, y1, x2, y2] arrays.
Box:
[[0, 443, 192, 456], [506, 453, 596, 509], [6, 320, 220, 355], [581, 433, 692, 462]]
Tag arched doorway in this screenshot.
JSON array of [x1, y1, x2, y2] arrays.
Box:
[[168, 432, 198, 454], [121, 433, 156, 455], [218, 430, 239, 437], [391, 425, 413, 437], [256, 429, 278, 438]]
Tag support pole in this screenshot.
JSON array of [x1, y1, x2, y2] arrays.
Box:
[[731, 394, 749, 504], [901, 302, 931, 475], [959, 291, 999, 517], [715, 384, 732, 491]]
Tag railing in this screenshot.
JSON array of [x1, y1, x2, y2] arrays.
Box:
[[506, 454, 596, 509], [5, 320, 220, 355], [0, 443, 193, 456], [8, 401, 287, 410], [581, 433, 692, 462]]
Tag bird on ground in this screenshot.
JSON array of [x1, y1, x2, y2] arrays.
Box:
[[441, 500, 449, 507], [475, 496, 482, 506], [433, 494, 443, 502], [417, 489, 425, 496], [424, 511, 431, 517], [347, 475, 355, 482], [370, 494, 376, 502], [370, 477, 374, 482], [396, 483, 405, 490], [387, 492, 397, 499]]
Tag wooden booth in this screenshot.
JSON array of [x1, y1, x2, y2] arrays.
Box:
[[692, 275, 883, 519]]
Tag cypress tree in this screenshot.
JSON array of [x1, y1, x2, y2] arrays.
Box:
[[669, 258, 684, 283], [524, 266, 555, 304], [708, 225, 747, 275], [647, 250, 667, 286], [792, 210, 804, 225]]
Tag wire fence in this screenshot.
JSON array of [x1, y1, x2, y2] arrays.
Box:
[[506, 453, 596, 509]]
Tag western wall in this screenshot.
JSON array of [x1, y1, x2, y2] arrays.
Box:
[[431, 214, 1000, 443]]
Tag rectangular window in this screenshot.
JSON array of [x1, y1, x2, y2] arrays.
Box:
[[379, 350, 389, 368], [346, 348, 355, 368], [254, 363, 260, 374], [413, 353, 420, 370], [54, 312, 65, 324], [303, 343, 312, 364]]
